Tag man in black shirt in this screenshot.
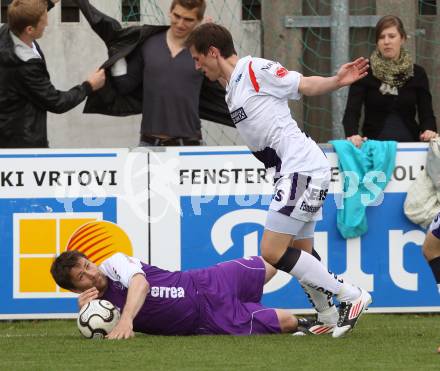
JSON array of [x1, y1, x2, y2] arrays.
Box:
[[113, 1, 205, 146], [74, 0, 232, 146]]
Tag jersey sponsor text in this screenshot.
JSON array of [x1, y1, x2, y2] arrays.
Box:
[[230, 107, 248, 125], [150, 286, 185, 299]]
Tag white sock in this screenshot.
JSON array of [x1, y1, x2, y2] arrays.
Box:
[[289, 250, 342, 294], [317, 305, 339, 324], [337, 283, 361, 303], [302, 270, 344, 313], [290, 250, 360, 302], [302, 285, 339, 323], [302, 284, 333, 312], [437, 284, 440, 295]]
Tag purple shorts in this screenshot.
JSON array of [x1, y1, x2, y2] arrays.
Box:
[[191, 256, 281, 335]]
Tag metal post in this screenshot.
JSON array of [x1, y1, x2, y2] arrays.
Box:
[[331, 0, 350, 139], [284, 6, 381, 140]]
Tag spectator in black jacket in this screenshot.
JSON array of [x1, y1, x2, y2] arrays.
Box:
[[0, 0, 105, 148], [343, 15, 437, 147]]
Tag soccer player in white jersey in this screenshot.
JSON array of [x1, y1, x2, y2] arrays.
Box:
[[186, 23, 372, 338]]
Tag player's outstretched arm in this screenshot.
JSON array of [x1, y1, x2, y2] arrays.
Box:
[[298, 57, 369, 96], [106, 274, 150, 340]]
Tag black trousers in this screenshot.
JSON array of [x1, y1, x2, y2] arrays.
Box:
[[140, 134, 201, 147]]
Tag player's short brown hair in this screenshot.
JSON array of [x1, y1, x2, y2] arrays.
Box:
[[170, 0, 206, 20], [7, 0, 47, 35], [375, 15, 407, 44], [50, 250, 86, 291], [185, 23, 237, 58]]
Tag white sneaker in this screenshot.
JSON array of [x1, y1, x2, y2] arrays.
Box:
[[308, 305, 338, 334], [308, 320, 336, 335], [332, 288, 372, 338]]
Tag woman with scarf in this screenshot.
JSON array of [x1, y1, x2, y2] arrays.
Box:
[[343, 15, 437, 147]]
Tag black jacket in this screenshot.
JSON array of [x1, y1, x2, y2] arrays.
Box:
[[74, 0, 232, 126], [0, 4, 92, 148], [343, 65, 437, 140]]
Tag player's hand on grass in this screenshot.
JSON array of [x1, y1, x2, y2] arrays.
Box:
[[78, 287, 99, 309], [106, 317, 134, 340]]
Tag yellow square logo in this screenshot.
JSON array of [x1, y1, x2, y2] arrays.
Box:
[[20, 219, 56, 254], [20, 258, 56, 292], [15, 213, 101, 297]]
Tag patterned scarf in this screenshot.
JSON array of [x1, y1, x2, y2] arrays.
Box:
[[370, 47, 414, 95]]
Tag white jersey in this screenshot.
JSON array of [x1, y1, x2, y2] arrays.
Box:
[[99, 253, 145, 288], [225, 56, 330, 178]]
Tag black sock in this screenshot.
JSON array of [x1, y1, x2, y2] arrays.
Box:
[[428, 256, 440, 284], [273, 247, 302, 273]]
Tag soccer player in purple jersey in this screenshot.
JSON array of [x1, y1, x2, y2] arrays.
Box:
[[422, 212, 440, 295], [185, 23, 372, 337], [51, 251, 312, 339]]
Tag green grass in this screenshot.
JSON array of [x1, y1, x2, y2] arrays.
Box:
[[0, 314, 438, 370]]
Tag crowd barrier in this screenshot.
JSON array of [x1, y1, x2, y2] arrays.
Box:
[[0, 143, 438, 319]]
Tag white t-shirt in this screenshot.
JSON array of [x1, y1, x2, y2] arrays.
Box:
[[99, 253, 145, 288], [9, 31, 41, 62], [225, 56, 330, 177]]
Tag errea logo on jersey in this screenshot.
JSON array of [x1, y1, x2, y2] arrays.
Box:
[[231, 107, 248, 125], [150, 286, 185, 299]]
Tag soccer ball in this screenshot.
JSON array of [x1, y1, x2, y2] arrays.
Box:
[[77, 299, 120, 339]]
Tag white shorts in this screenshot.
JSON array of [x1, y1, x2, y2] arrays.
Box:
[[429, 212, 440, 240], [265, 209, 316, 238], [269, 170, 330, 223]]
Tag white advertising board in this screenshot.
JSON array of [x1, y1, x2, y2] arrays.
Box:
[[0, 148, 149, 319], [149, 143, 439, 313]]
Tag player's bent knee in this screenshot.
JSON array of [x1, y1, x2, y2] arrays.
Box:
[[261, 244, 279, 265], [276, 309, 297, 333], [262, 259, 277, 282], [260, 231, 293, 265]]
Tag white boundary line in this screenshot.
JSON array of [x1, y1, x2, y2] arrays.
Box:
[[0, 313, 77, 320], [0, 307, 439, 321]]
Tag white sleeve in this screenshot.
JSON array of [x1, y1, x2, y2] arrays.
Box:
[[99, 253, 145, 288], [252, 59, 302, 100], [110, 58, 128, 77]]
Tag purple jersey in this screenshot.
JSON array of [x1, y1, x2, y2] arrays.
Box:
[[100, 254, 280, 335], [101, 254, 200, 335]]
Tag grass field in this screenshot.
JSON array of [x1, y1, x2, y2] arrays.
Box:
[[0, 314, 438, 370]]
